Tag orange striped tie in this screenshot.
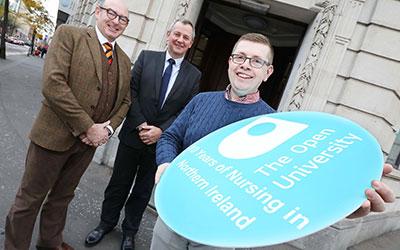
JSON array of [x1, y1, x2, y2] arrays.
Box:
[[103, 42, 113, 65]]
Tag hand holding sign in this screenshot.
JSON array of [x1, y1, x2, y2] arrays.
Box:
[[155, 111, 394, 248], [348, 163, 394, 218], [155, 162, 170, 184]]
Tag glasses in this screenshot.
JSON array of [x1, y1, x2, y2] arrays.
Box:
[[230, 54, 269, 68], [99, 6, 129, 25]]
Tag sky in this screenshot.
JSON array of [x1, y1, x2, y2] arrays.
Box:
[[43, 0, 59, 26]]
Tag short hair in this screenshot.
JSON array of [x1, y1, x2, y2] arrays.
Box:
[[168, 19, 196, 40], [233, 33, 274, 64], [97, 0, 105, 6]]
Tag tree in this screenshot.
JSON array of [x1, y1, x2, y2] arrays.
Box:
[[24, 0, 53, 30], [0, 0, 9, 59], [0, 0, 5, 16], [9, 6, 25, 35], [0, 0, 54, 59], [22, 0, 54, 55]]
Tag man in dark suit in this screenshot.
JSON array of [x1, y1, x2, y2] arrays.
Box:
[[85, 19, 201, 250], [4, 0, 131, 249]]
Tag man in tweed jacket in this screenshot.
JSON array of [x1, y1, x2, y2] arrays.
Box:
[[4, 0, 131, 249]]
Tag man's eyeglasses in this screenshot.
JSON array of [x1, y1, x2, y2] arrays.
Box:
[[99, 6, 129, 25], [230, 54, 270, 68]]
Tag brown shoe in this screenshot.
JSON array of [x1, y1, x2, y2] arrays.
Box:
[[36, 242, 74, 250], [61, 242, 74, 250]]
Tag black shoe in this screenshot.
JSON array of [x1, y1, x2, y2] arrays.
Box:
[[121, 235, 135, 250], [84, 225, 112, 247]]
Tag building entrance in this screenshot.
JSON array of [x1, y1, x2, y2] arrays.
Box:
[[187, 0, 308, 109]]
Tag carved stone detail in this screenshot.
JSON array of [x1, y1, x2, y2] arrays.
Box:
[[176, 0, 191, 20], [315, 0, 334, 8], [287, 2, 338, 111]]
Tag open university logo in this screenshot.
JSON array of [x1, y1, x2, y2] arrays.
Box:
[[218, 117, 308, 159], [157, 112, 383, 247]]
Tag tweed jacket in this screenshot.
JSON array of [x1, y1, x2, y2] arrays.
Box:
[[30, 25, 131, 152]]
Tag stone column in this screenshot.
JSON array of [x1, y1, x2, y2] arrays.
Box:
[[280, 1, 400, 248], [281, 0, 400, 156], [281, 0, 341, 112]]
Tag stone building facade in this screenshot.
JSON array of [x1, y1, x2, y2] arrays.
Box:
[[69, 0, 400, 249]]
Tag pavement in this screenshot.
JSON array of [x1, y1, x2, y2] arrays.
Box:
[[0, 52, 399, 250]]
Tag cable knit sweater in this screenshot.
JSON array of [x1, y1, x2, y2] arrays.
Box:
[[156, 91, 275, 165]]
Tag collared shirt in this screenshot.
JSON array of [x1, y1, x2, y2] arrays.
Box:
[[159, 51, 184, 108], [95, 25, 116, 52], [224, 84, 260, 104]]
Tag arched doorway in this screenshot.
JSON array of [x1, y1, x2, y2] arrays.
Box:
[[187, 0, 308, 109]]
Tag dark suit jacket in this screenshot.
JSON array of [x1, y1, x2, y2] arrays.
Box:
[[30, 25, 131, 152], [119, 50, 201, 149]]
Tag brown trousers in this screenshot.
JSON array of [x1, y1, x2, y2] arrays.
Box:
[[4, 141, 96, 250]]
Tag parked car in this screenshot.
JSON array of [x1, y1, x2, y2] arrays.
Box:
[[6, 36, 25, 45], [5, 36, 14, 43]]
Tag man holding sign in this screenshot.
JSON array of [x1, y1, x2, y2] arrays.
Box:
[[152, 33, 395, 249]]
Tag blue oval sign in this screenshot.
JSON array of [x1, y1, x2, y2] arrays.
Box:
[[155, 111, 383, 247]]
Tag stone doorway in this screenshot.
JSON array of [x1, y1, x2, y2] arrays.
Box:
[[186, 0, 308, 109]]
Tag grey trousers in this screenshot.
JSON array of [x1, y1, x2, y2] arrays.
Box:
[[151, 217, 235, 250]]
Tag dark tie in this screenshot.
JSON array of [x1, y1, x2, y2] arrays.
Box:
[[158, 58, 175, 109], [103, 42, 113, 65]]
